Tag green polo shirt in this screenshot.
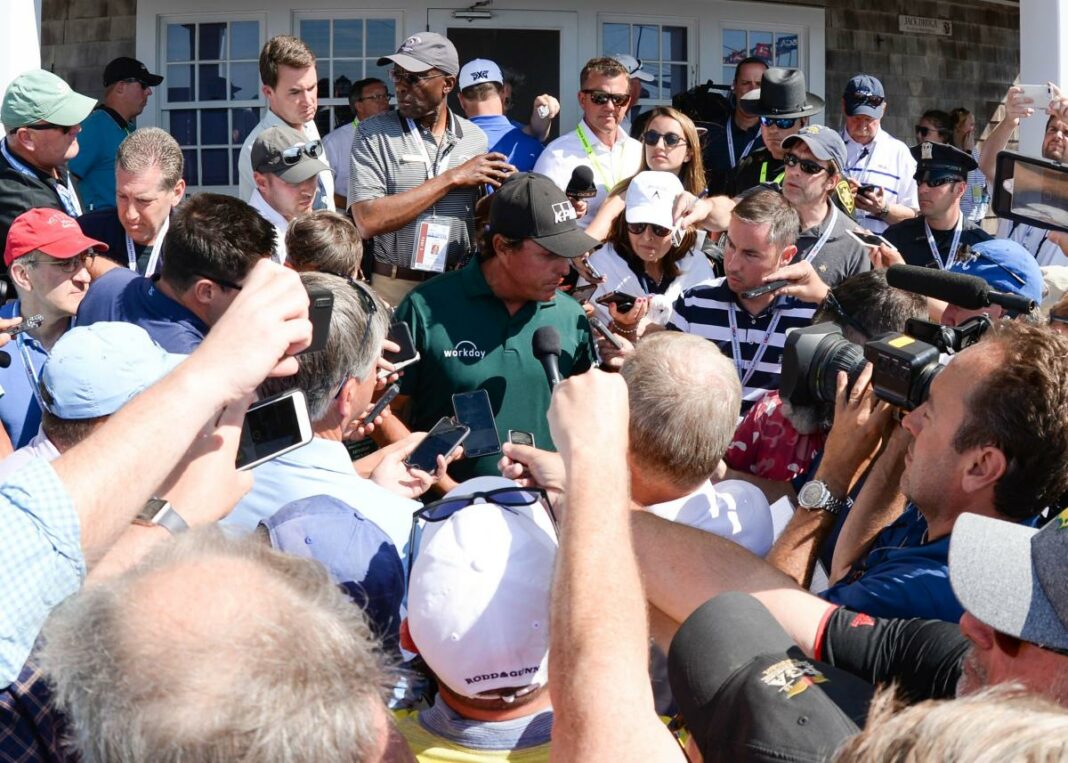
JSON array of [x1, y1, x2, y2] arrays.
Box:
[[396, 258, 596, 480]]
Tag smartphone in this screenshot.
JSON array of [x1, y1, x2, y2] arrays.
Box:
[[857, 184, 879, 196], [587, 314, 625, 351], [1018, 83, 1053, 111], [574, 256, 605, 283], [362, 383, 400, 426], [993, 150, 1068, 234], [3, 314, 43, 337], [381, 321, 420, 375], [451, 389, 502, 458], [569, 283, 598, 303], [405, 417, 469, 472], [596, 291, 638, 312], [741, 280, 790, 299], [845, 229, 897, 250], [236, 389, 314, 471], [507, 430, 535, 447], [300, 286, 333, 355]]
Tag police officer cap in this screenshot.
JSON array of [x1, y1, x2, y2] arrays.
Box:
[[911, 141, 977, 182]]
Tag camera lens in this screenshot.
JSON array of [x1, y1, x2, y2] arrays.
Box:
[[781, 323, 868, 407]]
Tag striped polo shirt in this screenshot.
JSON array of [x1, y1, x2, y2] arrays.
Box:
[[842, 128, 918, 234], [667, 278, 816, 412], [350, 109, 488, 269]]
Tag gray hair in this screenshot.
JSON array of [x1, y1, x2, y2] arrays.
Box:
[[833, 685, 1068, 762], [38, 527, 391, 762], [621, 332, 741, 488], [258, 272, 388, 422], [116, 127, 184, 191]]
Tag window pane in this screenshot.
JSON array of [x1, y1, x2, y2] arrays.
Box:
[[182, 149, 198, 186], [663, 26, 687, 62], [169, 109, 197, 145], [232, 107, 260, 143], [198, 63, 226, 101], [334, 104, 354, 126], [167, 23, 195, 62], [366, 19, 395, 57], [749, 31, 773, 64], [231, 21, 259, 59], [723, 66, 735, 85], [367, 62, 391, 88], [333, 60, 363, 97], [202, 148, 229, 186], [641, 62, 660, 100], [300, 20, 330, 58], [317, 72, 329, 99], [167, 64, 194, 102], [230, 62, 260, 101], [776, 33, 799, 67], [723, 29, 747, 65], [199, 22, 226, 61], [334, 19, 363, 58], [668, 63, 688, 96], [200, 109, 228, 145], [603, 23, 629, 56], [635, 25, 658, 61]]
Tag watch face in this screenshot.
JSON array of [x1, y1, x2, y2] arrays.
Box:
[[138, 498, 169, 522], [799, 481, 826, 507]]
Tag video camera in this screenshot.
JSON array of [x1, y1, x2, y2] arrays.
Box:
[[780, 315, 993, 411]]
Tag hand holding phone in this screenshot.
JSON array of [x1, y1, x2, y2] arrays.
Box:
[[741, 280, 790, 299], [236, 390, 314, 471], [361, 383, 400, 427], [857, 184, 879, 196], [845, 228, 897, 250], [404, 417, 469, 472], [1019, 83, 1053, 112], [1, 314, 43, 338], [452, 389, 501, 458], [569, 283, 598, 303], [595, 291, 638, 313], [378, 321, 420, 379]]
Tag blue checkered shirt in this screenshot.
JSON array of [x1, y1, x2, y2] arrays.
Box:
[[0, 459, 84, 688]]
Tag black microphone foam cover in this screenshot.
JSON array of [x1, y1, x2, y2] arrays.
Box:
[[532, 326, 562, 358], [565, 165, 597, 199], [885, 264, 990, 310]]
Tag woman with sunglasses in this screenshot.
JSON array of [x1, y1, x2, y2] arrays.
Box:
[[584, 106, 706, 241], [585, 171, 714, 333]]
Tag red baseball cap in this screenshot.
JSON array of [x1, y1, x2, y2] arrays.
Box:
[[4, 208, 108, 267]]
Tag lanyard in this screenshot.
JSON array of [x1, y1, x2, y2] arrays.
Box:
[[126, 215, 170, 274], [801, 205, 839, 264], [759, 161, 785, 186], [1, 139, 81, 217], [726, 123, 758, 167], [406, 118, 451, 179], [575, 123, 618, 190], [727, 301, 783, 387], [923, 213, 962, 270], [14, 309, 47, 413]]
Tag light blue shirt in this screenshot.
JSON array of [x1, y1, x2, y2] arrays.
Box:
[[0, 300, 55, 448], [221, 437, 417, 560], [0, 458, 83, 687]]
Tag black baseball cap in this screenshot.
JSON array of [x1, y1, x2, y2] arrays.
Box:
[[103, 57, 164, 88], [668, 593, 874, 763], [490, 173, 599, 259]]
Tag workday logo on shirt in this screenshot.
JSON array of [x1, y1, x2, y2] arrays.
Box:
[[443, 340, 485, 360]]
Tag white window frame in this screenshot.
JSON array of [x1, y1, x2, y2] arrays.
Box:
[[598, 14, 698, 111], [158, 12, 266, 193], [719, 22, 806, 88]]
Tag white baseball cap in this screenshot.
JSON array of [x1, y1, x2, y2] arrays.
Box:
[[625, 171, 685, 229], [458, 58, 504, 91], [406, 476, 557, 699]]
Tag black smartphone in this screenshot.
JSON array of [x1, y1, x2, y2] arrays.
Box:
[[587, 314, 625, 351], [300, 286, 333, 354], [595, 291, 638, 312], [741, 280, 790, 299], [507, 430, 535, 447], [452, 389, 502, 458], [569, 283, 598, 303], [236, 390, 314, 471], [857, 184, 879, 196], [405, 417, 470, 472], [381, 321, 420, 376], [3, 314, 43, 337], [362, 383, 400, 426]]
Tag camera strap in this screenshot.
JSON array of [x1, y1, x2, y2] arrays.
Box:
[[728, 302, 783, 387], [923, 214, 961, 270]]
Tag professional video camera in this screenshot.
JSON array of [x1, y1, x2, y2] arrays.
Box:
[[780, 315, 993, 411]]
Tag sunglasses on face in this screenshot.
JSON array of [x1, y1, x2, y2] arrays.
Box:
[[642, 129, 687, 148], [23, 122, 74, 135], [848, 92, 885, 109], [783, 152, 828, 176], [627, 221, 672, 237], [915, 173, 962, 188], [390, 68, 446, 87], [581, 89, 631, 108], [915, 125, 949, 139], [760, 116, 798, 129]]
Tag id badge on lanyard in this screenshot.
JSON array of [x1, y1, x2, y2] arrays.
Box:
[[407, 118, 454, 272]]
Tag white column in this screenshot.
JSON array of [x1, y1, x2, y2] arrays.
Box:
[[1019, 0, 1068, 155], [0, 0, 42, 138]]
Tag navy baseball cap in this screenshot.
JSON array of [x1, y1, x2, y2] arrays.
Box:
[[261, 495, 405, 647], [843, 74, 886, 118]]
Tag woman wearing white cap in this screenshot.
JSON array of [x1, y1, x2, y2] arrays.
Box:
[[586, 170, 715, 334]]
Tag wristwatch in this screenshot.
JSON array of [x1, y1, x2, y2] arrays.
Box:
[[876, 201, 891, 219], [133, 498, 189, 535], [797, 480, 846, 515]]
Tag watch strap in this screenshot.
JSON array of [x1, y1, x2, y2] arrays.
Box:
[[134, 498, 189, 535]]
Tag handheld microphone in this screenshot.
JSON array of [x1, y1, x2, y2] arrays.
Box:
[[886, 264, 1036, 315], [565, 165, 597, 199], [532, 326, 562, 389]]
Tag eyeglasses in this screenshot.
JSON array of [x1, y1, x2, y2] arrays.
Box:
[[194, 272, 243, 291], [953, 246, 1027, 289], [642, 129, 687, 148], [760, 116, 798, 129], [915, 173, 962, 188], [22, 122, 74, 135], [390, 68, 446, 87], [355, 92, 391, 103], [626, 221, 672, 237], [847, 91, 885, 109], [783, 152, 829, 176], [280, 140, 324, 166], [581, 89, 631, 108], [24, 252, 94, 274]]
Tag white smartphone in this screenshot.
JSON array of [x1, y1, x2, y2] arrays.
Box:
[[236, 389, 314, 471], [1018, 84, 1053, 112], [846, 228, 897, 250]]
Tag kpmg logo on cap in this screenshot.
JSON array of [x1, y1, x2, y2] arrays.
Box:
[[760, 658, 828, 698], [400, 35, 422, 53], [552, 201, 577, 224], [443, 340, 485, 360]]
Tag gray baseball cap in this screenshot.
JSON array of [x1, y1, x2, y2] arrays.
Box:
[[781, 124, 848, 173], [377, 33, 459, 76], [950, 510, 1068, 653], [251, 126, 329, 184]]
